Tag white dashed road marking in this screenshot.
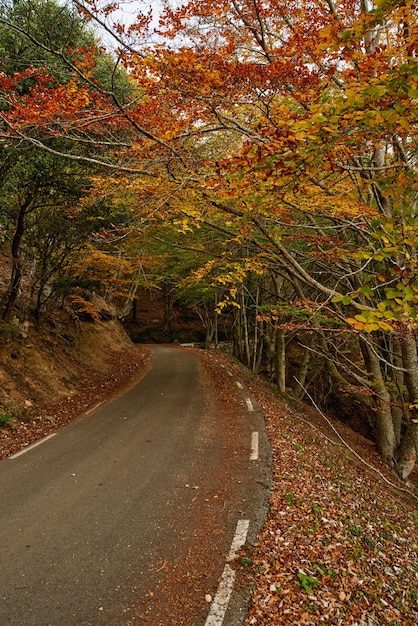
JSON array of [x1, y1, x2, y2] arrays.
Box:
[[250, 432, 259, 461], [205, 519, 250, 626], [206, 366, 260, 623], [227, 519, 250, 561], [204, 565, 235, 626]]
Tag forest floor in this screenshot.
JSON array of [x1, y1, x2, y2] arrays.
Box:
[[200, 350, 418, 626], [0, 331, 417, 626]]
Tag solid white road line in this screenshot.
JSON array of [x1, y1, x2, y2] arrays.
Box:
[[245, 398, 254, 412], [9, 433, 57, 459], [250, 431, 259, 461]]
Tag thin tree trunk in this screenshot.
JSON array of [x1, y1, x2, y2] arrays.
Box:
[[275, 328, 286, 394], [390, 336, 404, 447], [214, 305, 218, 348], [252, 285, 260, 372], [396, 330, 418, 480], [293, 338, 312, 400], [240, 286, 251, 367], [2, 198, 33, 321], [396, 423, 417, 482], [233, 310, 242, 360]]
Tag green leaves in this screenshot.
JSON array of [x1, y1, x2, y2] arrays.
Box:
[[297, 571, 321, 595], [332, 295, 352, 305]]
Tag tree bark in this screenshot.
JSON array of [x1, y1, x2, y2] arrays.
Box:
[[360, 338, 397, 462], [389, 336, 404, 447], [240, 285, 251, 367], [396, 330, 418, 480], [293, 338, 312, 400], [275, 328, 286, 394], [2, 198, 33, 321]]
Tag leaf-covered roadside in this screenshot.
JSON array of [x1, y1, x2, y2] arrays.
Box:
[[0, 343, 150, 461], [206, 353, 418, 626]]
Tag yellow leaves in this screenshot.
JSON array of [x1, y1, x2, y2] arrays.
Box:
[[346, 316, 394, 333], [408, 403, 418, 424], [68, 295, 101, 322], [72, 249, 131, 281], [316, 25, 339, 51], [398, 117, 411, 132], [215, 296, 240, 314], [174, 218, 195, 234], [318, 26, 332, 40], [57, 79, 92, 111], [367, 111, 385, 128]]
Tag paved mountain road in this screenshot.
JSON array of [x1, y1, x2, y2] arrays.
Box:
[[0, 346, 271, 625]]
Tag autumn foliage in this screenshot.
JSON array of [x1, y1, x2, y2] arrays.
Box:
[[0, 1, 417, 479]]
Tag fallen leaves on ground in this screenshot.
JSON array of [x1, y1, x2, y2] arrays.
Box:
[[1, 344, 417, 625], [205, 352, 417, 626], [0, 344, 150, 460]]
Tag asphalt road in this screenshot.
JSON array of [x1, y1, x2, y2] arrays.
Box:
[[0, 346, 271, 626]]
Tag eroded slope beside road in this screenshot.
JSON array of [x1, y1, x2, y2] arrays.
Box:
[[0, 346, 271, 626]]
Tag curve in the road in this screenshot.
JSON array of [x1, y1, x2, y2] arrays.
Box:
[[0, 346, 271, 625]]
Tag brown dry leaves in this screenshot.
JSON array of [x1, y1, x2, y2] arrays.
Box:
[[0, 344, 150, 460], [218, 358, 418, 626], [1, 343, 417, 625]]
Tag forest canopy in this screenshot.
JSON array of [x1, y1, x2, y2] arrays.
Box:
[[0, 0, 417, 480]]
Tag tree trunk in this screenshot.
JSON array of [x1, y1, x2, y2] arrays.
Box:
[[360, 338, 397, 463], [275, 328, 286, 394], [396, 422, 417, 482], [389, 336, 404, 447], [396, 330, 418, 480], [233, 310, 243, 360], [240, 286, 251, 367], [214, 303, 218, 348], [2, 198, 32, 321], [251, 285, 260, 373], [293, 337, 312, 400]]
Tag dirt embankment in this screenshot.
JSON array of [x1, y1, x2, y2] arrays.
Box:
[[0, 314, 149, 459]]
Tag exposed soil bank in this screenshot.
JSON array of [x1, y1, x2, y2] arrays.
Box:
[[0, 316, 149, 459]]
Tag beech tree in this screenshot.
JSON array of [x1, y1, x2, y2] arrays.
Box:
[[119, 0, 416, 479], [1, 0, 417, 479]]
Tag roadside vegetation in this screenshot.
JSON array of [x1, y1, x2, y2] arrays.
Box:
[[0, 6, 417, 619], [203, 350, 417, 626]]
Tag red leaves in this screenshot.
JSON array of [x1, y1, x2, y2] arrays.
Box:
[[1, 63, 124, 147]]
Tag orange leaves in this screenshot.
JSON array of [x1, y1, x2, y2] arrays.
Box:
[[131, 46, 225, 98], [2, 66, 111, 136]]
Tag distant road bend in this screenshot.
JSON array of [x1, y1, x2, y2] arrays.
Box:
[[0, 346, 271, 625]]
